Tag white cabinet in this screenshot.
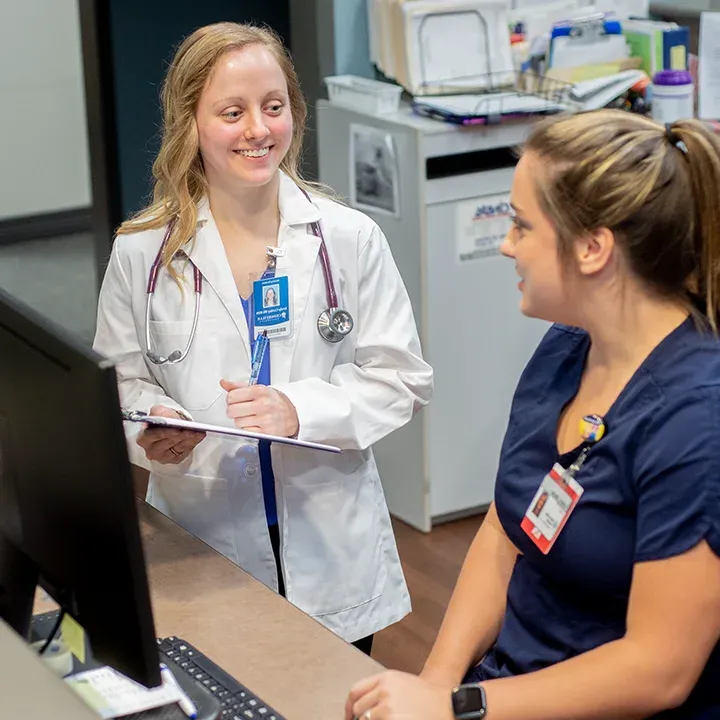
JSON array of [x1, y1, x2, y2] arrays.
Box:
[[317, 101, 548, 531]]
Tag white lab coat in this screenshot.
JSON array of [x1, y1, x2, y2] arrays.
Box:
[[93, 172, 433, 642]]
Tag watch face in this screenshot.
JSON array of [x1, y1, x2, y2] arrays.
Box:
[[452, 685, 486, 718]]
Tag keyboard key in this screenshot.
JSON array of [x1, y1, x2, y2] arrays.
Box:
[[158, 637, 285, 720]]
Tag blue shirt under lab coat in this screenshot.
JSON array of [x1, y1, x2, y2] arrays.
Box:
[[240, 295, 277, 527], [466, 318, 720, 719]]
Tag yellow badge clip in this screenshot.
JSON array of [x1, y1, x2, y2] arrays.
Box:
[[579, 414, 606, 444]]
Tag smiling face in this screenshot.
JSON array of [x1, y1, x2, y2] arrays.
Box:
[[195, 44, 293, 192], [500, 152, 576, 323]]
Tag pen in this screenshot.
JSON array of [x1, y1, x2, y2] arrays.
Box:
[[160, 664, 198, 719], [248, 330, 269, 386]]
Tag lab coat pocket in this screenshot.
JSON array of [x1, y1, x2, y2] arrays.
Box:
[[284, 462, 386, 617], [147, 319, 223, 411], [147, 471, 238, 563]]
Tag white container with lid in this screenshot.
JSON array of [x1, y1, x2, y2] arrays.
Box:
[[651, 69, 694, 124], [324, 75, 404, 115]]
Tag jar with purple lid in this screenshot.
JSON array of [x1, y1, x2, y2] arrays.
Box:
[[651, 69, 694, 124]]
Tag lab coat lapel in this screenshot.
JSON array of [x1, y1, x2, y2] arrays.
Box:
[[271, 173, 323, 386], [185, 211, 252, 365], [271, 224, 321, 385]]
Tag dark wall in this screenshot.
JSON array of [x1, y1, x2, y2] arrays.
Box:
[[107, 0, 290, 220]]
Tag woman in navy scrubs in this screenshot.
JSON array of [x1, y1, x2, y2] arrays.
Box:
[[346, 110, 720, 719]]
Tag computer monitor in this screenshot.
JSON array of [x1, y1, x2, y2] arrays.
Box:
[[0, 286, 161, 688]]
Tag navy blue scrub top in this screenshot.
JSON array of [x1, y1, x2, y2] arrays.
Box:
[[240, 294, 277, 527], [467, 319, 720, 718]]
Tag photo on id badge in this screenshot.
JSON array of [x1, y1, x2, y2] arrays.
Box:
[[522, 463, 583, 554], [253, 275, 292, 339]]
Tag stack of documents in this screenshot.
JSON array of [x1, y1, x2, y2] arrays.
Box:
[[369, 0, 516, 96], [568, 69, 646, 110]]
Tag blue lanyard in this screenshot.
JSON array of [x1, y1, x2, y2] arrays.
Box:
[[246, 265, 276, 340]]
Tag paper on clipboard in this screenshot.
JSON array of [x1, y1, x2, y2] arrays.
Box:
[[123, 412, 342, 454]]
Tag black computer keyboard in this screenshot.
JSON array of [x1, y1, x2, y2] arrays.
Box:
[[157, 637, 286, 720]]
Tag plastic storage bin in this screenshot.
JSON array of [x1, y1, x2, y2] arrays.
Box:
[[324, 75, 403, 115]]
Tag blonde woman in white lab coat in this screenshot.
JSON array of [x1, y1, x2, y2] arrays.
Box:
[[93, 22, 433, 653]]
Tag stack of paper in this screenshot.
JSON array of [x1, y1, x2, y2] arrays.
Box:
[[569, 68, 646, 109], [369, 0, 516, 96], [66, 666, 191, 719]]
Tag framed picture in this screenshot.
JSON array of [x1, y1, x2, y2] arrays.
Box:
[[349, 124, 400, 217]]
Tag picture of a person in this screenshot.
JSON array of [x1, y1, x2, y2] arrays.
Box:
[[263, 286, 279, 308], [532, 491, 549, 517]]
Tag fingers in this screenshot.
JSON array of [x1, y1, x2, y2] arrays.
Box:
[[225, 384, 268, 424], [220, 378, 246, 393], [350, 689, 383, 720], [172, 432, 205, 455], [136, 426, 205, 464], [225, 383, 265, 408], [136, 427, 185, 449], [346, 676, 383, 720], [142, 436, 179, 463], [148, 404, 183, 419]]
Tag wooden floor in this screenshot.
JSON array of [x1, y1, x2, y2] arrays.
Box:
[[371, 513, 485, 674]]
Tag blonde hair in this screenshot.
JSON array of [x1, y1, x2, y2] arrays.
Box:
[[117, 22, 330, 279], [523, 109, 720, 331]]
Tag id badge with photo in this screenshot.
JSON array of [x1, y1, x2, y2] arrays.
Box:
[[253, 275, 292, 339], [521, 463, 584, 555]]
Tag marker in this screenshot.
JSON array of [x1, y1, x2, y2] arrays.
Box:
[[248, 330, 269, 386], [160, 664, 198, 719]]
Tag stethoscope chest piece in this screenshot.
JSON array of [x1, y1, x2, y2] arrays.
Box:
[[317, 308, 354, 344]]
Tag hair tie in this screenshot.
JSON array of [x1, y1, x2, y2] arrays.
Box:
[[665, 123, 688, 154]]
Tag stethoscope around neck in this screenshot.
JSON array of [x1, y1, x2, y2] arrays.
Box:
[[144, 202, 354, 366]]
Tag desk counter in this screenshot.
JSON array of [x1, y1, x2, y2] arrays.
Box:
[[139, 501, 383, 719]]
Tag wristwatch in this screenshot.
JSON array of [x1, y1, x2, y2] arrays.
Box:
[[451, 683, 487, 719]]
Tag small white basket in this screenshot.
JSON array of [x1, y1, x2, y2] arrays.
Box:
[[324, 75, 403, 115]]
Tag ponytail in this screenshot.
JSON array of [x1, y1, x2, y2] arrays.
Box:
[[671, 120, 720, 333]]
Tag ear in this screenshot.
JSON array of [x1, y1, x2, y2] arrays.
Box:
[[573, 227, 615, 276]]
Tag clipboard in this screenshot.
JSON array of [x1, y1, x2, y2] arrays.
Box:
[[122, 411, 342, 454], [549, 14, 628, 70]]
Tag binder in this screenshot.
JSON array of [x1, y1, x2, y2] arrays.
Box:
[[623, 19, 690, 75]]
